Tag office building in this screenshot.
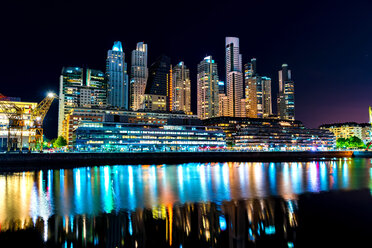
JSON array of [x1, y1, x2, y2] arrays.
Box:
[[277, 64, 295, 120], [172, 61, 191, 114], [106, 41, 129, 109], [197, 56, 219, 120], [203, 117, 335, 150], [218, 81, 229, 117], [58, 67, 107, 137], [225, 37, 244, 117], [245, 76, 272, 118], [130, 42, 148, 111], [74, 122, 226, 152]]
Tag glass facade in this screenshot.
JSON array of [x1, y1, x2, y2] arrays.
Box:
[[74, 122, 226, 152]]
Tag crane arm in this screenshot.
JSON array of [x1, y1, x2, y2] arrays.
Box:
[[30, 93, 58, 123]]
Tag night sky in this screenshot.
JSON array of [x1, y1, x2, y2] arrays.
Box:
[[1, 0, 372, 138]]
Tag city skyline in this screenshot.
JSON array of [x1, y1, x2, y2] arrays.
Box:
[[2, 0, 372, 138]]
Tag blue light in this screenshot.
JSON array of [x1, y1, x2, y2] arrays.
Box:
[[219, 216, 227, 231], [218, 81, 225, 86], [112, 41, 123, 52], [265, 226, 276, 235]]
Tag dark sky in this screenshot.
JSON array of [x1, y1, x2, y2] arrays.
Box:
[[1, 0, 372, 138]]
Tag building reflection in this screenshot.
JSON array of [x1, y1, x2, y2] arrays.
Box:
[[0, 159, 372, 247]]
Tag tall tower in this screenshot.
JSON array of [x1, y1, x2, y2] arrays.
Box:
[[225, 37, 244, 117], [172, 61, 191, 114], [130, 42, 148, 111], [277, 64, 295, 120], [197, 56, 219, 120], [106, 41, 129, 109]]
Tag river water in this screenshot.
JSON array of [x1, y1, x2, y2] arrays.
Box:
[[1, 158, 372, 247]]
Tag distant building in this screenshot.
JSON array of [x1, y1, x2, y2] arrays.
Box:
[[130, 42, 148, 111], [145, 55, 172, 112], [225, 37, 244, 117], [141, 94, 167, 112], [106, 41, 129, 109], [58, 67, 107, 137], [74, 122, 225, 152], [320, 122, 372, 144], [244, 58, 257, 82], [218, 81, 229, 117], [172, 61, 191, 114], [197, 56, 219, 120], [277, 64, 295, 120], [204, 117, 335, 150]]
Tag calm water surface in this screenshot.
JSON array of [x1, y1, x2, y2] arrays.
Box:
[[1, 158, 372, 247]]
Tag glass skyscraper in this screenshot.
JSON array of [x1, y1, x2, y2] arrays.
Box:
[[130, 42, 148, 111], [197, 56, 219, 120], [106, 41, 129, 109], [172, 61, 191, 114], [277, 64, 295, 120]]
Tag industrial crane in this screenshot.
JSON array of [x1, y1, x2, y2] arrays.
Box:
[[28, 93, 58, 151], [0, 93, 25, 151]]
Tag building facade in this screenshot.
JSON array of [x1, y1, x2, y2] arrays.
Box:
[[58, 67, 107, 136], [74, 122, 226, 152], [130, 42, 148, 111], [197, 56, 220, 120], [225, 37, 244, 117], [172, 61, 191, 114], [245, 76, 272, 118], [277, 64, 295, 120], [106, 41, 129, 109], [61, 107, 201, 147]]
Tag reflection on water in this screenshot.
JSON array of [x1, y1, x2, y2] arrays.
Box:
[[0, 158, 371, 247]]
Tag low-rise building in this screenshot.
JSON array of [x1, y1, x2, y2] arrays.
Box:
[[62, 107, 201, 147], [73, 122, 226, 152], [204, 117, 335, 150], [320, 122, 372, 144]]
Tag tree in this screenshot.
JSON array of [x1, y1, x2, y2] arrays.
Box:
[[53, 136, 67, 148], [336, 138, 347, 148], [348, 136, 365, 148]]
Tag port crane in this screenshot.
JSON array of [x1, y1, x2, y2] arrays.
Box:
[[28, 93, 58, 151], [0, 92, 58, 152]]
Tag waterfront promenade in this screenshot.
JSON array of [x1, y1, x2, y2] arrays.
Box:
[[0, 150, 364, 171]]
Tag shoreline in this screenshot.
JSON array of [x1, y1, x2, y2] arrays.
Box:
[[0, 150, 368, 172]]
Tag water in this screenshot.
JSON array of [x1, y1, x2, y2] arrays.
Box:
[[1, 158, 372, 247]]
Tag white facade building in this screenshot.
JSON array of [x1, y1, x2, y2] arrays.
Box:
[[130, 42, 148, 111]]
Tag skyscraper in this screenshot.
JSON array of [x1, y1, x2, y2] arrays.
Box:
[[277, 64, 295, 120], [58, 67, 107, 137], [172, 61, 191, 114], [130, 42, 148, 111], [144, 55, 172, 111], [225, 37, 244, 117], [197, 56, 219, 120], [106, 41, 129, 109], [262, 76, 272, 117]]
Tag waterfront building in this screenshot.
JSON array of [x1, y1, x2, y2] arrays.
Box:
[[172, 61, 191, 114], [58, 67, 107, 137], [225, 37, 244, 117], [277, 64, 295, 120], [0, 99, 37, 150], [145, 55, 173, 111], [73, 122, 226, 152], [106, 41, 129, 109], [197, 56, 219, 120], [262, 76, 272, 117], [203, 116, 335, 150], [320, 122, 372, 144], [130, 42, 148, 111], [244, 58, 257, 84], [62, 107, 201, 147]]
